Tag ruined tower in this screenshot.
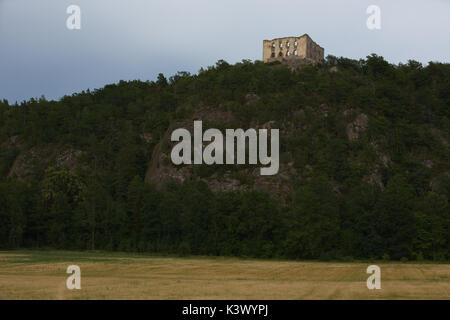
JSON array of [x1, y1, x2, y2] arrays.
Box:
[[263, 34, 324, 64]]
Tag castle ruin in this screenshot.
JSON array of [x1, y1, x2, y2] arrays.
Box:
[[263, 34, 324, 64]]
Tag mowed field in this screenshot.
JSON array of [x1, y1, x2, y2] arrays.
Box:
[[0, 251, 448, 299]]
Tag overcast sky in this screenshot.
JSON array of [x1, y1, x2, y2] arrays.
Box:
[[0, 0, 449, 103]]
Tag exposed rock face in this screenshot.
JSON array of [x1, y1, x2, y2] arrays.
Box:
[[329, 66, 339, 73], [8, 146, 83, 181], [55, 149, 82, 169], [245, 93, 260, 105], [363, 171, 384, 190], [147, 161, 295, 199], [144, 107, 296, 200], [370, 142, 391, 167], [423, 160, 434, 169], [193, 104, 236, 123], [9, 135, 20, 145], [139, 132, 153, 143], [346, 113, 369, 141], [149, 164, 192, 186]]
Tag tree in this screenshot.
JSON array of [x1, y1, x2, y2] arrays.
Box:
[[412, 192, 449, 260], [156, 73, 168, 88], [373, 175, 415, 259], [285, 176, 340, 259]]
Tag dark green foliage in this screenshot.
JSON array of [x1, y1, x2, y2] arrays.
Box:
[[0, 56, 448, 260], [284, 176, 340, 259]]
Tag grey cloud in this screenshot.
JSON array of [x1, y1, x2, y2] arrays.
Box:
[[0, 0, 449, 102]]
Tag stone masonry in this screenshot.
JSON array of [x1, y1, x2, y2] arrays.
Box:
[[263, 34, 324, 63]]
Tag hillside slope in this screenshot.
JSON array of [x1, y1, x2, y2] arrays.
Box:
[[0, 55, 448, 260]]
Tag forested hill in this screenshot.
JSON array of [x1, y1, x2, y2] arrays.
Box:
[[0, 55, 449, 261]]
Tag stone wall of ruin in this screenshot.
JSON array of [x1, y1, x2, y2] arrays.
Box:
[[263, 34, 324, 63]]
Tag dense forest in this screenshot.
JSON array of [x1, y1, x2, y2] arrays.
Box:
[[0, 55, 449, 261]]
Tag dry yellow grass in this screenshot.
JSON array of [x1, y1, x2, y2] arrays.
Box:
[[0, 251, 448, 299]]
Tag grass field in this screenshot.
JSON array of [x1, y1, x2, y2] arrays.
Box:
[[0, 250, 448, 299]]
